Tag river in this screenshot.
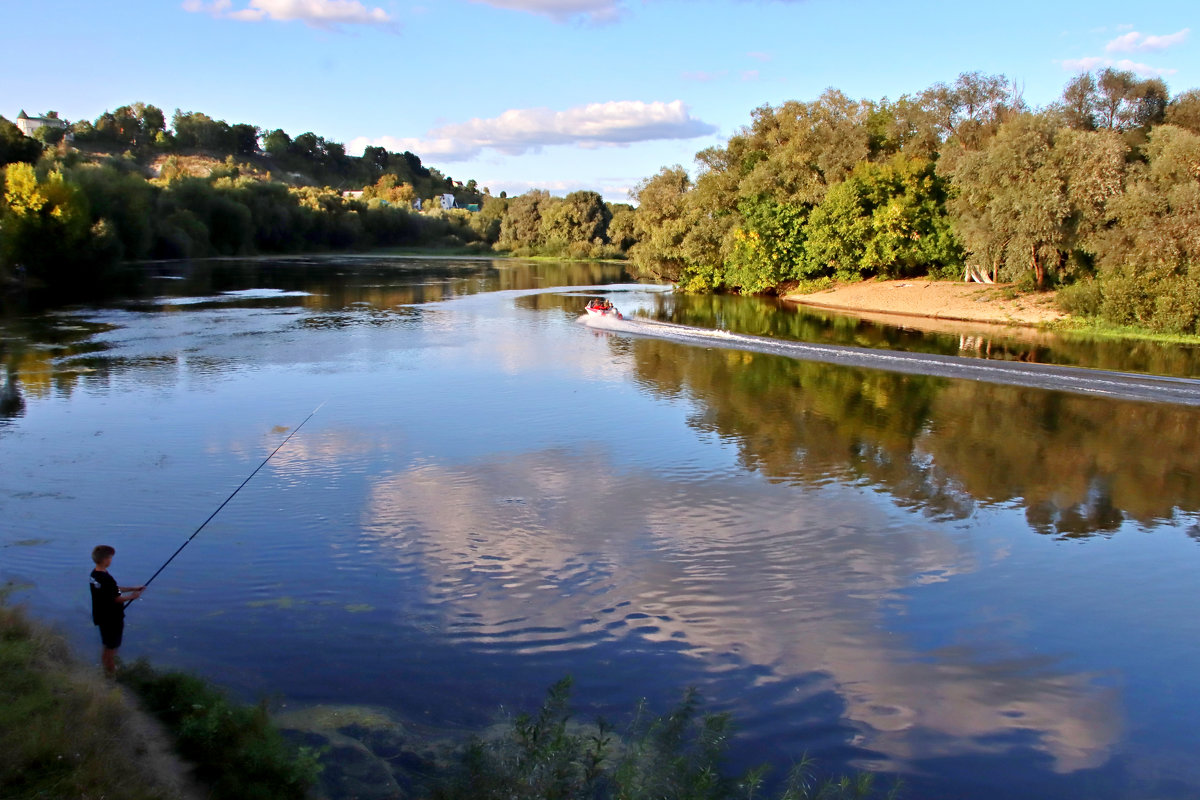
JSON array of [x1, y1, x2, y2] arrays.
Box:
[[3, 257, 1200, 799]]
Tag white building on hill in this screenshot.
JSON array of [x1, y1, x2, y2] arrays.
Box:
[[14, 110, 67, 138]]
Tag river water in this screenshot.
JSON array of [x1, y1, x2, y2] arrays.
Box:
[[3, 257, 1200, 799]]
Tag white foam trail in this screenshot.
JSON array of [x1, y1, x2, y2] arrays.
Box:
[[580, 315, 1200, 407]]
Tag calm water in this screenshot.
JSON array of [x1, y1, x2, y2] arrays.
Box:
[[4, 258, 1200, 799]]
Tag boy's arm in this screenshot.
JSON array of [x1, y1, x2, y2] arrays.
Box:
[[116, 588, 145, 602]]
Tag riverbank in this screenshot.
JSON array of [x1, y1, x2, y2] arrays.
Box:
[[785, 279, 1066, 327], [0, 599, 203, 800]]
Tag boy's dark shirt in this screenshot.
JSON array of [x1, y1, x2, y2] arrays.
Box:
[[89, 570, 122, 625]]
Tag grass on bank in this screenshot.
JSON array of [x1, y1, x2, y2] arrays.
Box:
[[0, 599, 179, 800], [0, 595, 320, 800], [2, 594, 892, 800]]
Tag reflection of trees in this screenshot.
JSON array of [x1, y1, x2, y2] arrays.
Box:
[[628, 337, 1200, 536], [0, 317, 118, 404], [645, 292, 1200, 378]]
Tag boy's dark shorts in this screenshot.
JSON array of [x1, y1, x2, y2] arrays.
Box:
[[97, 618, 124, 649]]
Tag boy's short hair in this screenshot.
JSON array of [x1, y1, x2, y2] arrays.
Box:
[[92, 545, 116, 564]]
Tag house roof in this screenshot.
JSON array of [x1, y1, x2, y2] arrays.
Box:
[[17, 110, 28, 119]]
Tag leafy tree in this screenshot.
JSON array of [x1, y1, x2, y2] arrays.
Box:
[[540, 190, 611, 248], [606, 203, 637, 251], [497, 190, 551, 252], [1059, 73, 1099, 130], [726, 197, 809, 291], [946, 114, 1126, 287], [0, 117, 44, 166], [362, 173, 415, 205], [231, 123, 260, 156], [1083, 124, 1200, 332], [803, 156, 961, 282], [1166, 89, 1200, 134], [263, 128, 292, 157], [629, 166, 694, 283], [0, 163, 101, 282]]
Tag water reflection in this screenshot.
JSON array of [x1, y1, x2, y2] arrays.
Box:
[[4, 258, 1200, 799], [359, 449, 1121, 774], [626, 337, 1200, 538], [642, 292, 1200, 378]]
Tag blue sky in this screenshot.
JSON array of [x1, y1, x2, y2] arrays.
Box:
[[2, 0, 1196, 202]]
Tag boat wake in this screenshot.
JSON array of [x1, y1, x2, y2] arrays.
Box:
[[581, 314, 1200, 407]]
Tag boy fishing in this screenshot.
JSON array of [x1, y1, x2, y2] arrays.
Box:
[[89, 545, 145, 676]]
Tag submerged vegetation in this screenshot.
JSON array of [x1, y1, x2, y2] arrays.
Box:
[[432, 677, 897, 800]]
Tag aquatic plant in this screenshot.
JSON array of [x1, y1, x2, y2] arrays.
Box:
[[428, 677, 898, 800]]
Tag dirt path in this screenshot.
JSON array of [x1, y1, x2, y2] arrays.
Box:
[[784, 279, 1065, 327]]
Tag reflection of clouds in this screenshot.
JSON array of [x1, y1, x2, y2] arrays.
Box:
[[361, 448, 1120, 774]]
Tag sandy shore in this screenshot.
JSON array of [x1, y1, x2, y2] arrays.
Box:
[[784, 279, 1065, 328]]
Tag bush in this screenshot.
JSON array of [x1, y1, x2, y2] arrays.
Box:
[[429, 677, 897, 800], [1151, 272, 1200, 334], [1057, 278, 1104, 317], [119, 660, 321, 800]]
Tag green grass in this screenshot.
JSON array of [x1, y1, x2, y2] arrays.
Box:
[[0, 593, 319, 800], [1046, 316, 1200, 346], [0, 599, 173, 800]]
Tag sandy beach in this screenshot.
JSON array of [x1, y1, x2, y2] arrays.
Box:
[[784, 279, 1066, 328]]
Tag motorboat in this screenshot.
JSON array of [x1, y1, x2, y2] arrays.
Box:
[[585, 298, 622, 319]]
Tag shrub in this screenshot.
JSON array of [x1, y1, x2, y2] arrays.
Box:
[[429, 677, 897, 800], [1057, 278, 1104, 317], [119, 660, 321, 800]]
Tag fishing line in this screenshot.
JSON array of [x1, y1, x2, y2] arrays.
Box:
[[130, 401, 327, 603]]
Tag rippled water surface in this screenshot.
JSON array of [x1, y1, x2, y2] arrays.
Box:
[[3, 258, 1200, 799]]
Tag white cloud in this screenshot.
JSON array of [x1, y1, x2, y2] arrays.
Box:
[[182, 0, 397, 30], [1059, 56, 1176, 78], [741, 69, 760, 81], [348, 100, 718, 162], [1106, 28, 1190, 53], [467, 0, 623, 23], [746, 51, 772, 62]]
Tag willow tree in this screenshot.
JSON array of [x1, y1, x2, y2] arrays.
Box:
[[629, 166, 694, 284], [1089, 124, 1200, 332], [945, 114, 1126, 287]]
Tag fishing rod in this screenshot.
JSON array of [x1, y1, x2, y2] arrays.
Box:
[[129, 402, 326, 604]]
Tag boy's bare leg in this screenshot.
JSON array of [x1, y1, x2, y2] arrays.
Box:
[[101, 647, 117, 677]]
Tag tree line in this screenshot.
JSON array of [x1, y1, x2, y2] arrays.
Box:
[[628, 69, 1200, 334], [0, 104, 638, 290]]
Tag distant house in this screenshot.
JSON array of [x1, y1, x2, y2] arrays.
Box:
[[439, 193, 456, 210], [14, 110, 67, 138], [342, 190, 364, 200]]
